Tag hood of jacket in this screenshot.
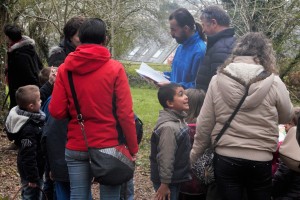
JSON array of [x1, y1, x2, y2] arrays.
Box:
[[154, 108, 187, 129], [64, 44, 110, 75], [48, 39, 76, 58], [8, 36, 35, 53], [5, 106, 29, 134], [217, 56, 274, 110]]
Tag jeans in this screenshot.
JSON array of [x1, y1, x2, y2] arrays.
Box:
[[21, 179, 43, 200], [153, 182, 181, 200], [55, 181, 70, 200], [214, 153, 272, 200], [65, 148, 121, 200], [120, 178, 134, 200]]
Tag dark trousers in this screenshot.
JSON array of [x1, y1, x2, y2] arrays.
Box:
[[214, 153, 272, 200]]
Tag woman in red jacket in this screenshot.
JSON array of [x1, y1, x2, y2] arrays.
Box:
[[49, 18, 138, 200]]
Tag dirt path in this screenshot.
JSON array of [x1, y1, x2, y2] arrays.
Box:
[[0, 132, 154, 200]]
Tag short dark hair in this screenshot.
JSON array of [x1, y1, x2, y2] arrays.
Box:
[[16, 85, 39, 110], [201, 5, 230, 27], [158, 83, 182, 108], [79, 18, 106, 44], [63, 16, 85, 41], [169, 8, 195, 30], [3, 24, 22, 42]]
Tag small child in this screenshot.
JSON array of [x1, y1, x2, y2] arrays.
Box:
[[272, 107, 300, 199], [272, 107, 300, 175], [5, 85, 46, 199], [179, 88, 206, 200], [150, 83, 191, 200]]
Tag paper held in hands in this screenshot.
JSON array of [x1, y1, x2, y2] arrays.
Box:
[[136, 62, 169, 83]]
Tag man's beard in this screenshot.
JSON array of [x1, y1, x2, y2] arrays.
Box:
[[174, 34, 188, 44]]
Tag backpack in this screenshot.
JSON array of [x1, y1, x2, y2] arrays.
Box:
[[134, 114, 143, 145], [118, 114, 143, 145]]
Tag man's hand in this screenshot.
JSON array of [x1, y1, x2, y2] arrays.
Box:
[[155, 183, 170, 200]]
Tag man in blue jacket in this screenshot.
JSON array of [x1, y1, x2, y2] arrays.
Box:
[[159, 8, 206, 89], [195, 5, 236, 91]]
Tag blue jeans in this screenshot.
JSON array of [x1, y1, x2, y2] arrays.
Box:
[[65, 148, 121, 200], [55, 181, 70, 200], [21, 179, 43, 200], [120, 178, 134, 200], [214, 153, 272, 200], [153, 182, 181, 200]]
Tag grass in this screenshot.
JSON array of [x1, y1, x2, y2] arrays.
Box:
[[130, 87, 161, 171]]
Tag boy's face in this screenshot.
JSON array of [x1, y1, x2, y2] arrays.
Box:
[[167, 87, 189, 111], [30, 92, 41, 113]]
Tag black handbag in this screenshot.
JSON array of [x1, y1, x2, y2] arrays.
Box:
[[192, 85, 249, 185], [68, 71, 135, 186]]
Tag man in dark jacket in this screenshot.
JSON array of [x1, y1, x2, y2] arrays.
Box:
[[4, 24, 43, 110], [195, 5, 236, 91]]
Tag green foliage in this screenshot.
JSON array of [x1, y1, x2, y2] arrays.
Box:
[[131, 87, 161, 170], [122, 62, 169, 169]]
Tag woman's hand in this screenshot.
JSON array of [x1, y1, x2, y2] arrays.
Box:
[[154, 183, 170, 200], [131, 153, 137, 162]]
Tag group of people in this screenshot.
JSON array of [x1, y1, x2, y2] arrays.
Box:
[[2, 3, 299, 200], [151, 5, 297, 200]]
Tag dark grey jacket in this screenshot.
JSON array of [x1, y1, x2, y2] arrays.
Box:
[[150, 109, 191, 184], [196, 28, 236, 91]]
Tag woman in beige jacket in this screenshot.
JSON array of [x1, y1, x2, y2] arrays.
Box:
[[190, 32, 293, 200]]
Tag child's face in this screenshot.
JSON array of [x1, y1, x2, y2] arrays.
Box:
[[284, 122, 295, 132], [168, 87, 189, 111], [30, 92, 41, 113]]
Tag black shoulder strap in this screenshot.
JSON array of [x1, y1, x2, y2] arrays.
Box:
[[213, 85, 249, 147], [67, 71, 90, 150], [67, 71, 83, 122]]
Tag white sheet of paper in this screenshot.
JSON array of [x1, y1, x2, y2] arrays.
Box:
[[136, 62, 169, 83]]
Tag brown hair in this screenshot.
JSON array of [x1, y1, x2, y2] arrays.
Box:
[[185, 89, 206, 123], [223, 32, 277, 73], [39, 67, 51, 85], [292, 107, 300, 126], [15, 85, 39, 110]]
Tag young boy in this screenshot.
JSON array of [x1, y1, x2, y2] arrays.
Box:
[[5, 85, 46, 199], [150, 83, 191, 200]]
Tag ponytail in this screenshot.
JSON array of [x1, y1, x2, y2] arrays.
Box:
[[195, 22, 206, 42]]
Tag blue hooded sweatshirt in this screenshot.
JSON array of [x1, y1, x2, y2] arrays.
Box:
[[165, 32, 206, 89]]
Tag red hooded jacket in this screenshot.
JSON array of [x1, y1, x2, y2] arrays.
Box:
[[49, 44, 138, 155]]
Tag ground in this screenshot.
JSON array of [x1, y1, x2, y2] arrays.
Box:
[[0, 132, 154, 200]]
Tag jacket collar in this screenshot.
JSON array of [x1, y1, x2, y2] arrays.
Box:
[[219, 56, 272, 86], [8, 36, 35, 52], [182, 32, 200, 46], [207, 28, 235, 49]]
